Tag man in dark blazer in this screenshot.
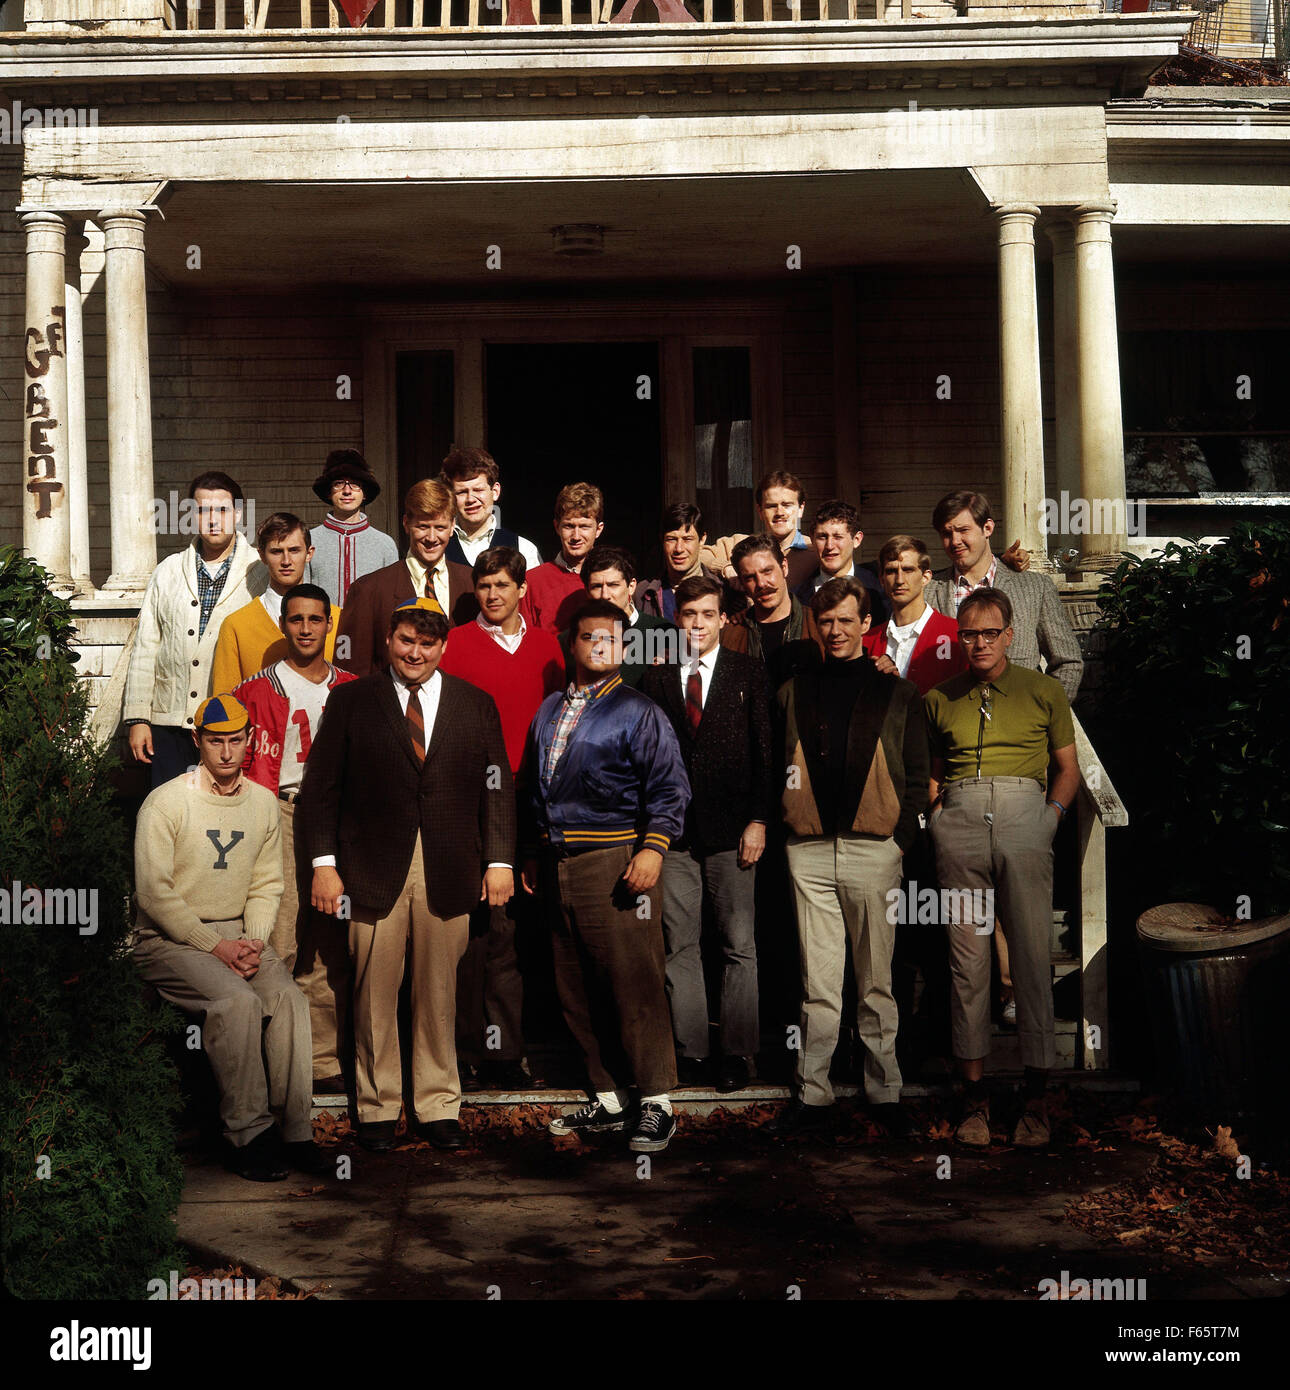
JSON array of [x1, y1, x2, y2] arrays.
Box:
[[642, 575, 774, 1094], [298, 598, 515, 1152], [335, 477, 477, 677]]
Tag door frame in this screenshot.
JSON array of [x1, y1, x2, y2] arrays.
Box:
[[361, 297, 785, 529]]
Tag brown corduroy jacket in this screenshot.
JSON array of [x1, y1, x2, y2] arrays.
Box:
[[335, 558, 477, 677]]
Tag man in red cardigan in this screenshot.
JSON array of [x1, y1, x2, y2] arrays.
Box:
[[440, 546, 566, 1090], [861, 535, 966, 696], [520, 481, 605, 634], [862, 534, 965, 1079]]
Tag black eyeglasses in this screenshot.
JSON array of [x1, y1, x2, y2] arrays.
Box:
[[959, 628, 1005, 645]]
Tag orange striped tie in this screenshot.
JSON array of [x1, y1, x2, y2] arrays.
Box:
[[422, 571, 446, 617], [406, 681, 425, 763]]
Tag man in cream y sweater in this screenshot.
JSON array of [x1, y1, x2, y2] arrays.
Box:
[[132, 695, 326, 1182]]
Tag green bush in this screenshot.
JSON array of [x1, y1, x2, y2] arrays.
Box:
[[1092, 521, 1290, 919], [0, 545, 184, 1299]]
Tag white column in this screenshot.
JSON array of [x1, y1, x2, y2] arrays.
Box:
[[1046, 219, 1081, 569], [99, 209, 157, 596], [21, 210, 74, 594], [1073, 201, 1128, 573], [995, 203, 1047, 566], [64, 220, 94, 596]]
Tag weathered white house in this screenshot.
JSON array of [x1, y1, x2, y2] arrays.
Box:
[[2, 0, 1288, 1067]]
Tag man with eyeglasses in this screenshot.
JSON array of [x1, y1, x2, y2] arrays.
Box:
[[924, 588, 1080, 1150]]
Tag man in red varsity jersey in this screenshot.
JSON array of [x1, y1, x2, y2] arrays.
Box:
[[440, 547, 565, 1089], [234, 582, 357, 1093]]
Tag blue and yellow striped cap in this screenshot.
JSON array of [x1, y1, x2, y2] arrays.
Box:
[[194, 694, 250, 732], [394, 594, 446, 618]]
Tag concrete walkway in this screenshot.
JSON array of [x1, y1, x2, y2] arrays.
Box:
[[176, 1097, 1280, 1301]]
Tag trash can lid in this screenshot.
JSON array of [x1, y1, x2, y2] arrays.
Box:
[[1136, 903, 1290, 954]]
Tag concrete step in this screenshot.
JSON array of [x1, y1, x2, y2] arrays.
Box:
[[310, 1067, 1138, 1120]]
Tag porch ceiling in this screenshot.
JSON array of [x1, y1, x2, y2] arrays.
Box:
[[144, 170, 994, 291]]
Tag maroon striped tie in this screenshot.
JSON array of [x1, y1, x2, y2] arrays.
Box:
[[406, 681, 425, 763], [685, 667, 703, 732]]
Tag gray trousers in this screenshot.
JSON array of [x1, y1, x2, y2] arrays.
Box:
[[133, 918, 314, 1146], [928, 776, 1059, 1070], [661, 846, 759, 1060], [786, 833, 904, 1107]]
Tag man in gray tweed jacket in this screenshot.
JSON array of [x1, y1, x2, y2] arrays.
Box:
[[925, 490, 1083, 703]]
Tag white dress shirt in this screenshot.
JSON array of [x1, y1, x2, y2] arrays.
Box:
[[680, 643, 720, 707], [476, 611, 527, 654], [813, 561, 855, 591], [260, 586, 284, 624], [405, 553, 449, 616], [454, 517, 543, 572], [884, 604, 934, 680]]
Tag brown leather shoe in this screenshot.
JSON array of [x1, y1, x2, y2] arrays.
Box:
[[1011, 1098, 1050, 1148], [955, 1100, 991, 1148]]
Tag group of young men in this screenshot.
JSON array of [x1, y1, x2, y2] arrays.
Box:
[[125, 447, 1085, 1179]]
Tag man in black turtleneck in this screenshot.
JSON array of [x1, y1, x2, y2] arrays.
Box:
[[769, 576, 929, 1139]]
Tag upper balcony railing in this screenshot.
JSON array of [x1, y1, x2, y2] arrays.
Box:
[[23, 0, 1170, 36], [160, 0, 931, 28]]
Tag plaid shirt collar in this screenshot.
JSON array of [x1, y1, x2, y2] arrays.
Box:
[[953, 556, 998, 608], [195, 543, 234, 638], [543, 673, 620, 785]]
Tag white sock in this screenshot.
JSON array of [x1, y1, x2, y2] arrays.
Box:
[[640, 1094, 673, 1114], [596, 1090, 623, 1114]]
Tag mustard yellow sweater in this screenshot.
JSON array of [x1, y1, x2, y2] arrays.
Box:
[[210, 596, 341, 695]]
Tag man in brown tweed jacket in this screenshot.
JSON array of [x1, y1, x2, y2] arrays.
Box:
[[297, 598, 515, 1153]]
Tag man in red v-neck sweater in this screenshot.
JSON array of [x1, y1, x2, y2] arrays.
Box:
[[439, 546, 565, 1090]]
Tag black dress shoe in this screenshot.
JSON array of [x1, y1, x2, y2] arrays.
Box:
[[768, 1099, 834, 1137], [675, 1056, 710, 1088], [458, 1063, 483, 1094], [415, 1118, 467, 1150], [715, 1057, 751, 1094], [311, 1073, 347, 1096], [870, 1103, 913, 1140], [480, 1060, 531, 1091], [284, 1139, 335, 1176], [356, 1120, 398, 1152], [224, 1129, 288, 1182]]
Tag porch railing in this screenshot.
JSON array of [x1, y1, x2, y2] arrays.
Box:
[[1070, 711, 1128, 1070], [161, 0, 935, 31]]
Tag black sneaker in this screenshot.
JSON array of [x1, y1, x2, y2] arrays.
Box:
[[547, 1099, 630, 1137], [628, 1102, 677, 1154]]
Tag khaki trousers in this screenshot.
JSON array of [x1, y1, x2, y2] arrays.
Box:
[[928, 777, 1058, 1070], [133, 918, 313, 1146], [348, 833, 469, 1124], [278, 798, 353, 1078], [786, 833, 904, 1107]]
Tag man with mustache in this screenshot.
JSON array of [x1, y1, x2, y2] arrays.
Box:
[[721, 533, 824, 688]]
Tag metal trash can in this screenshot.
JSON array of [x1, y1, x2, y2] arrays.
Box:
[[1136, 903, 1290, 1123]]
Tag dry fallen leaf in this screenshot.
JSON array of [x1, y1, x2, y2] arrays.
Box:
[[1212, 1125, 1241, 1161]]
